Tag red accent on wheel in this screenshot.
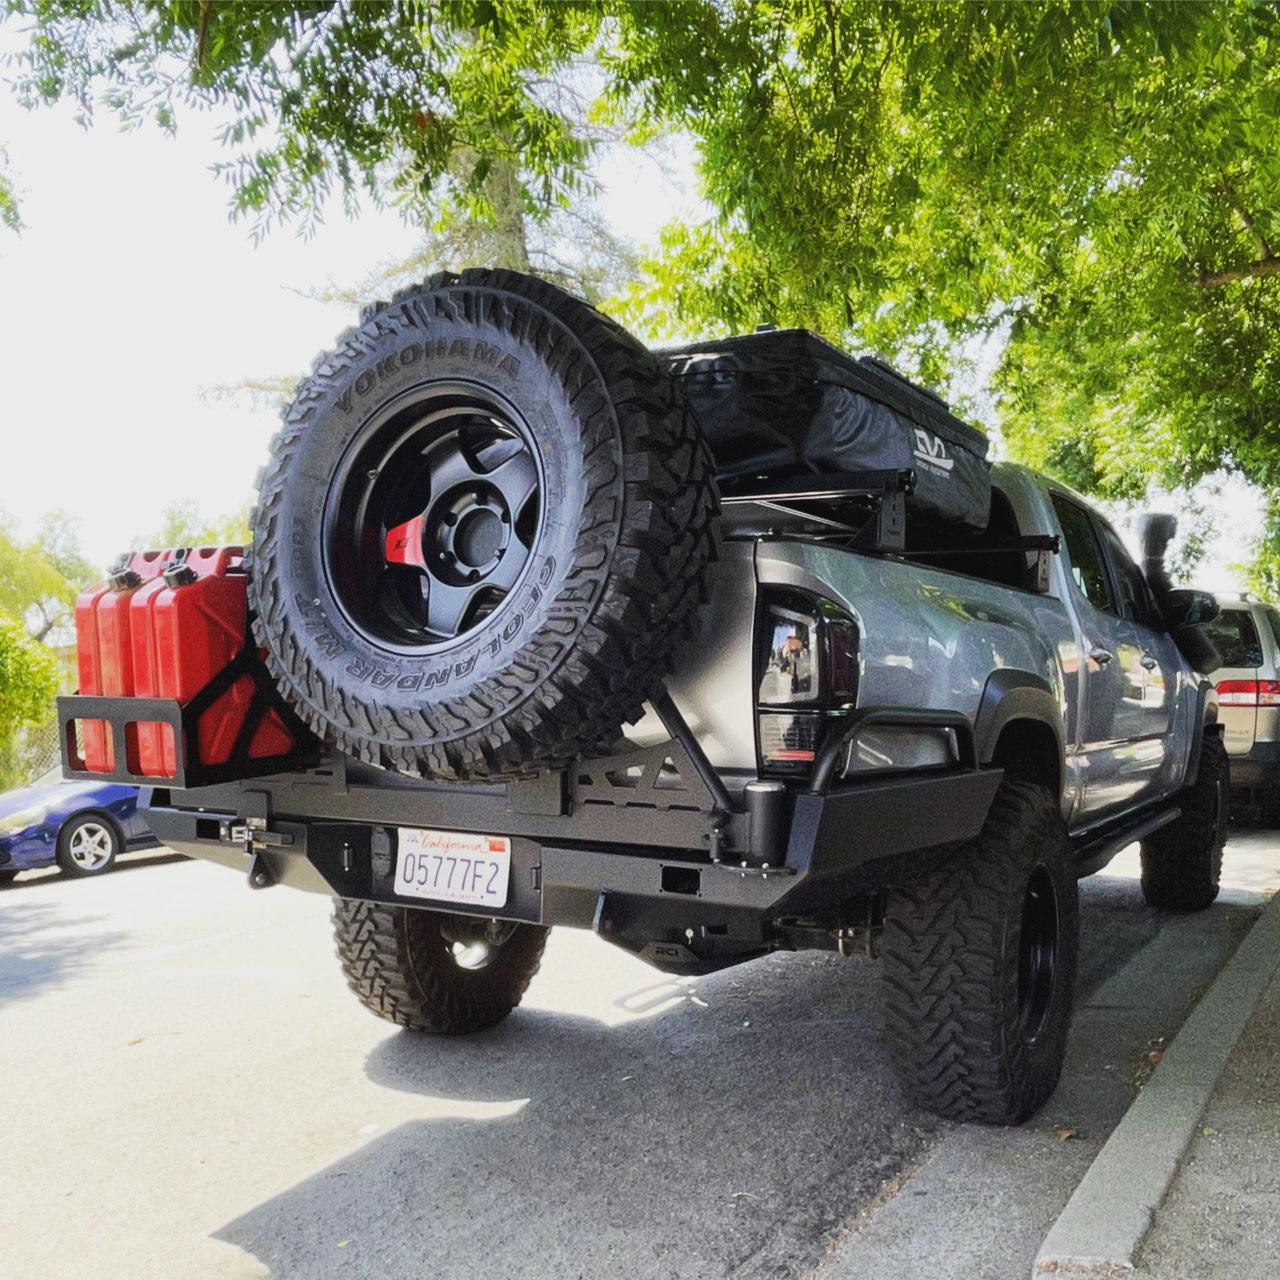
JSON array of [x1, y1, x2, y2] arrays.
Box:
[[386, 516, 429, 570]]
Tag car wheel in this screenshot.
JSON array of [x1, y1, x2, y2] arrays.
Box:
[[1140, 735, 1229, 911], [881, 780, 1079, 1125], [250, 268, 718, 781], [55, 814, 121, 878], [332, 898, 549, 1034]]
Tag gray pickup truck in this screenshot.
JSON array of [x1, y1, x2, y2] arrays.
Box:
[[65, 270, 1225, 1126]]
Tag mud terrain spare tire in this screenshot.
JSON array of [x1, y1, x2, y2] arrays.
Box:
[[250, 269, 718, 780]]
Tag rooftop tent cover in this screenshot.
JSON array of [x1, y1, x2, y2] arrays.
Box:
[[666, 330, 992, 532]]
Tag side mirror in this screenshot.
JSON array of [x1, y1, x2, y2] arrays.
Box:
[[1164, 588, 1220, 629]]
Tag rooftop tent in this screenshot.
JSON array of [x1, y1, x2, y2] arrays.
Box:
[[666, 330, 992, 532]]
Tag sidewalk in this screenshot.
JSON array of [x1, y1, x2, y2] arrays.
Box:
[[1135, 958, 1280, 1278], [1034, 842, 1280, 1278]]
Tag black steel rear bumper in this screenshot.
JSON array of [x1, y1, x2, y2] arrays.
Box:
[[144, 714, 1003, 931]]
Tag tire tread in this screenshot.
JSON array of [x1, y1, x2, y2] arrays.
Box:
[[881, 781, 1078, 1124], [332, 898, 549, 1034], [251, 270, 718, 779], [1140, 735, 1228, 911]]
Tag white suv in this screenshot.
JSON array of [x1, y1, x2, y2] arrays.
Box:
[[1205, 594, 1280, 823]]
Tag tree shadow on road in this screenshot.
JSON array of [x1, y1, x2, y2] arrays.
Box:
[[0, 900, 131, 1005], [215, 949, 941, 1280], [211, 873, 1253, 1280]]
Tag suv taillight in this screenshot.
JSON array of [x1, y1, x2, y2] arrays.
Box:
[[1216, 679, 1280, 707], [756, 592, 858, 775]]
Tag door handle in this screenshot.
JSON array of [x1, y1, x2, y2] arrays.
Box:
[[1089, 646, 1113, 666], [1140, 654, 1159, 671]]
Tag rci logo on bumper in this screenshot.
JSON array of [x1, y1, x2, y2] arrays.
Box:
[[912, 428, 954, 473]]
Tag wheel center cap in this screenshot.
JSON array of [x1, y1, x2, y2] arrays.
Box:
[[385, 488, 513, 585], [455, 507, 504, 568]]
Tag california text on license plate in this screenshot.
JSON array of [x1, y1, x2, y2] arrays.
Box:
[[394, 828, 512, 909]]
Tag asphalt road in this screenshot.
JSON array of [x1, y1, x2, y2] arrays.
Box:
[[1, 834, 1276, 1280]]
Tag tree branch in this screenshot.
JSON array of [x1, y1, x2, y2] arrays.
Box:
[[1197, 256, 1280, 289], [1215, 175, 1275, 260], [195, 2, 212, 72]]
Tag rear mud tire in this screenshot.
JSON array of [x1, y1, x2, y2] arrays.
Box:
[[882, 781, 1079, 1125], [250, 268, 719, 780], [1140, 735, 1228, 911], [333, 899, 549, 1034]]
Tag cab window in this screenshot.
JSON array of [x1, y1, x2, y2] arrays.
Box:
[[1094, 521, 1162, 630], [1050, 494, 1112, 610]]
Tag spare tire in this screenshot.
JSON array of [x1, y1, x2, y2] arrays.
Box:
[[250, 269, 718, 780]]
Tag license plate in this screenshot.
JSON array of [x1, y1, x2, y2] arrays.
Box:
[[393, 828, 511, 909]]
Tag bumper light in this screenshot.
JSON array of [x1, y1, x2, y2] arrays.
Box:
[[758, 711, 822, 772]]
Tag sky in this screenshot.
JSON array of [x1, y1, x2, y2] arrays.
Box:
[[0, 36, 686, 575], [0, 94, 417, 570], [0, 26, 1258, 591]]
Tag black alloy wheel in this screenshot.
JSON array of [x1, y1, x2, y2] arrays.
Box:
[[1016, 864, 1059, 1045], [324, 383, 542, 652]]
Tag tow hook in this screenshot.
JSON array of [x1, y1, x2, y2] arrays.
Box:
[[221, 817, 294, 889], [246, 853, 275, 890]]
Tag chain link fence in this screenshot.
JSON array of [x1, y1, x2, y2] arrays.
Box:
[[18, 720, 63, 784]]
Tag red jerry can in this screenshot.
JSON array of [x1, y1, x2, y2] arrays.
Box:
[[73, 550, 172, 772], [130, 559, 187, 774], [137, 547, 294, 778]]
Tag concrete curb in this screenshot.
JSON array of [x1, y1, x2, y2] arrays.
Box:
[[1033, 888, 1280, 1278]]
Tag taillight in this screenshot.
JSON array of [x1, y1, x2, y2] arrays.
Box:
[[756, 593, 858, 775], [1217, 679, 1280, 707]]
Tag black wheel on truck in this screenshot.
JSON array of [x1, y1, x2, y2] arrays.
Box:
[[881, 780, 1079, 1125], [1139, 734, 1229, 911], [250, 268, 718, 781], [333, 898, 550, 1033]]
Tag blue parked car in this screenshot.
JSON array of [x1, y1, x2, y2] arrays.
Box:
[[0, 770, 160, 885]]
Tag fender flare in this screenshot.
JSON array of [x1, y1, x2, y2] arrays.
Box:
[[1185, 678, 1223, 788], [974, 669, 1066, 799]]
